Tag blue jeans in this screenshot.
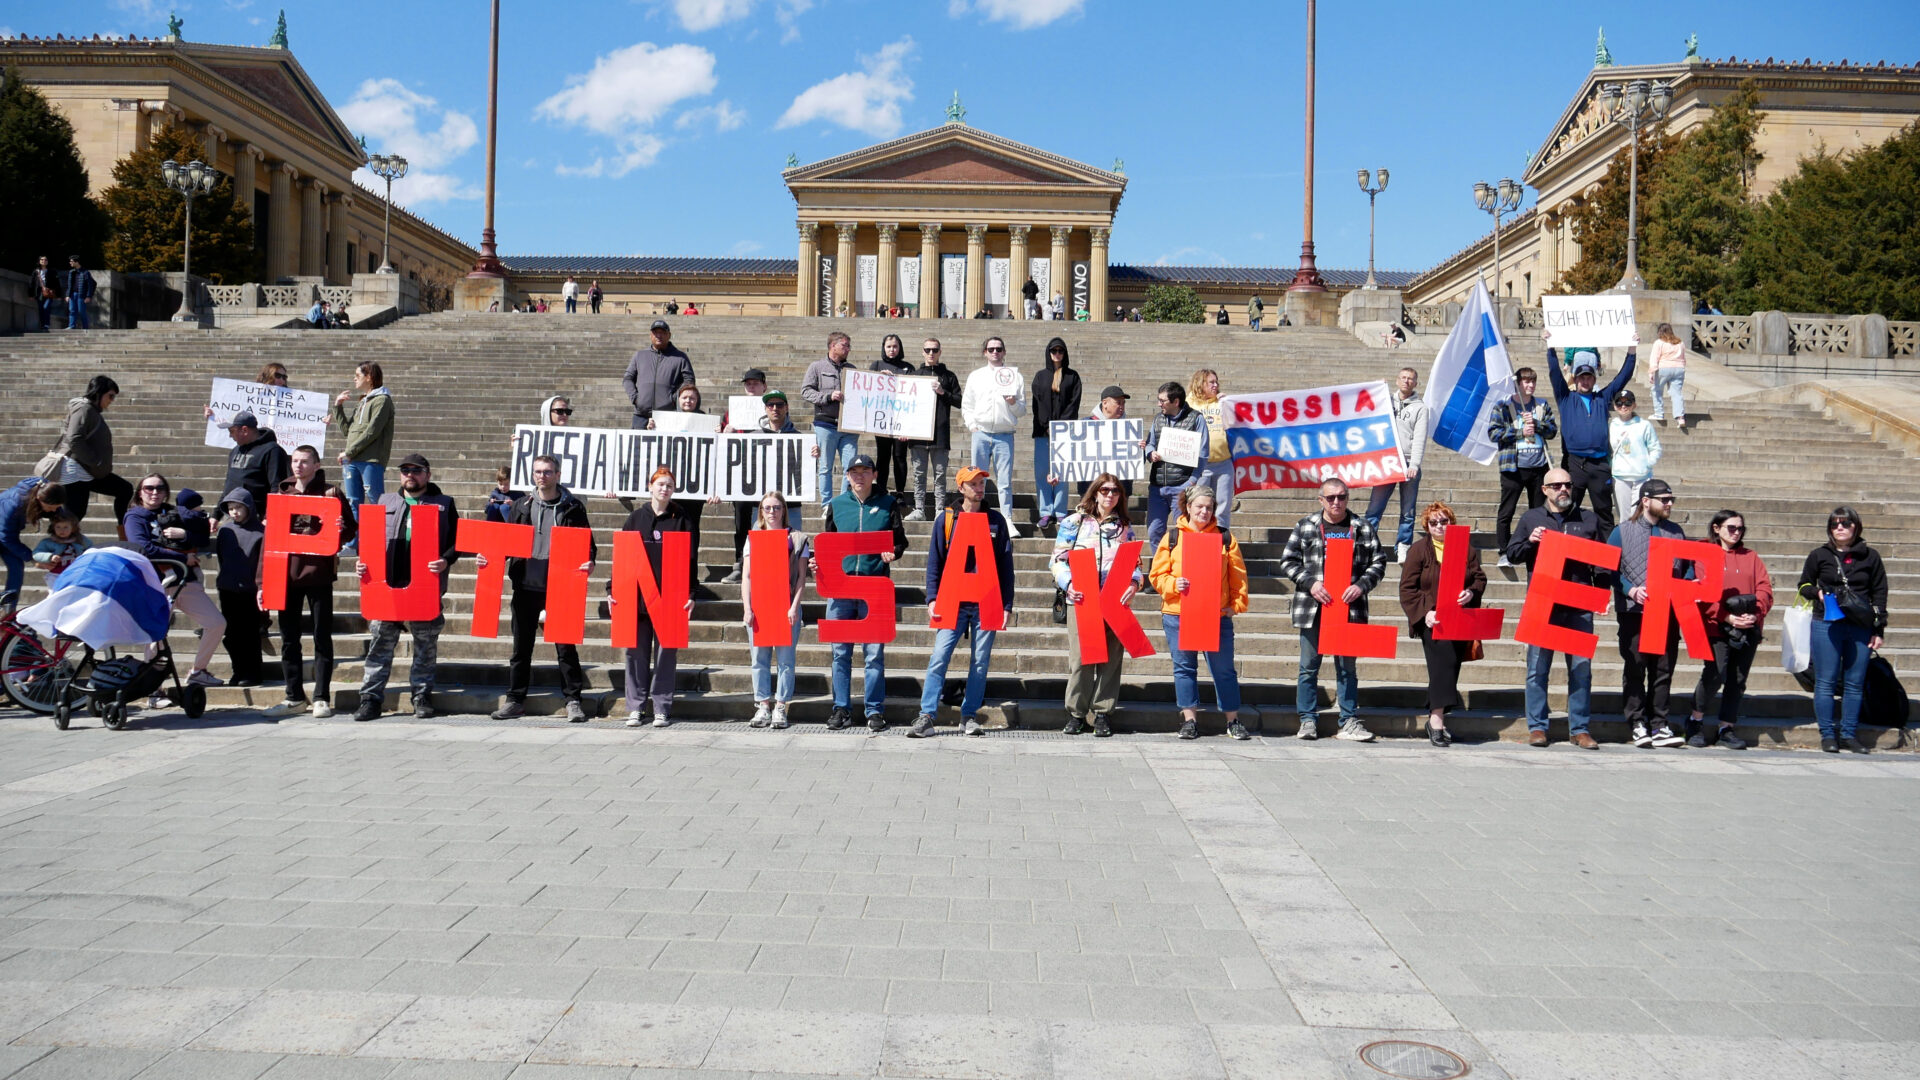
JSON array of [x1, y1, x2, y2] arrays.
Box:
[[1364, 474, 1422, 549], [1032, 438, 1070, 520], [918, 603, 996, 717], [827, 597, 886, 715], [1524, 610, 1593, 734], [564, 296, 577, 313], [1, 536, 32, 599], [341, 461, 385, 508], [752, 643, 797, 702], [1811, 617, 1873, 740], [814, 422, 858, 498], [1651, 368, 1686, 419], [1296, 623, 1358, 722], [37, 297, 55, 331], [1195, 461, 1234, 529], [1163, 613, 1242, 713], [67, 295, 89, 330], [1146, 483, 1187, 552], [971, 431, 1015, 517]]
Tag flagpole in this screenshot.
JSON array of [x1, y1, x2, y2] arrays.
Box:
[[1288, 0, 1326, 293]]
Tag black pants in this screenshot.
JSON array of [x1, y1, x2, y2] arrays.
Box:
[[218, 588, 265, 684], [508, 585, 586, 702], [1618, 612, 1678, 727], [68, 473, 134, 532], [873, 436, 910, 494], [279, 581, 334, 702], [1564, 454, 1615, 538], [1693, 635, 1758, 726], [731, 501, 753, 565], [1413, 624, 1468, 713], [1496, 466, 1547, 553], [675, 498, 703, 584]]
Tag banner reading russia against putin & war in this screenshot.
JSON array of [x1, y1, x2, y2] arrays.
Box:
[[1222, 381, 1407, 492]]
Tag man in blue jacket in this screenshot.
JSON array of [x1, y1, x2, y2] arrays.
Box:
[[909, 466, 1015, 738], [1545, 331, 1636, 539]]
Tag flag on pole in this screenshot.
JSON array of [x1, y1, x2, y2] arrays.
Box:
[[1425, 281, 1514, 466]]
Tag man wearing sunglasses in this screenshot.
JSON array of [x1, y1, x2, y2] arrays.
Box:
[[353, 454, 460, 722], [1508, 467, 1607, 748], [905, 339, 961, 521], [1280, 477, 1388, 742], [960, 337, 1026, 521], [1609, 478, 1694, 749]]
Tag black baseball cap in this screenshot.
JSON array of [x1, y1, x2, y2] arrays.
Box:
[[847, 454, 878, 472], [399, 453, 431, 471], [1613, 389, 1636, 406], [1100, 385, 1129, 400], [229, 410, 259, 428], [650, 319, 671, 332], [742, 368, 767, 383], [1639, 478, 1673, 499]]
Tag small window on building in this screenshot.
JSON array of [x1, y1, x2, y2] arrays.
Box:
[[347, 243, 358, 276], [409, 270, 417, 281], [367, 252, 378, 274]]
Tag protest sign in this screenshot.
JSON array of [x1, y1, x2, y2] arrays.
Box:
[[511, 426, 814, 502], [1223, 381, 1406, 492], [727, 395, 764, 432], [1541, 293, 1637, 348], [1156, 427, 1203, 469], [715, 433, 817, 503], [839, 369, 937, 440], [652, 411, 721, 434], [205, 378, 329, 454], [1047, 418, 1145, 481]]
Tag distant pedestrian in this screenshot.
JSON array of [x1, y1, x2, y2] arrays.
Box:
[[1215, 305, 1230, 325], [64, 256, 95, 330], [1247, 294, 1264, 331], [562, 275, 579, 313], [1398, 501, 1486, 746], [743, 491, 809, 729], [1798, 506, 1887, 754], [1050, 291, 1066, 321], [1021, 275, 1040, 315], [1053, 475, 1141, 737], [1281, 477, 1387, 743], [332, 361, 395, 511], [588, 280, 603, 313], [1648, 322, 1687, 426], [31, 256, 59, 332], [1686, 509, 1768, 749], [1030, 337, 1081, 532], [1486, 366, 1557, 567], [1149, 485, 1250, 740], [623, 319, 695, 429], [352, 454, 459, 721]]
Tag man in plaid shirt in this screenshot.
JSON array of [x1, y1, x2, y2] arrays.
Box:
[[1280, 477, 1390, 741]]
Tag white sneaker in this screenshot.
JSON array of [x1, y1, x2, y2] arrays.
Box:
[[1395, 543, 1409, 564], [1497, 555, 1512, 569], [626, 710, 643, 727], [771, 705, 790, 729], [750, 703, 772, 728], [310, 701, 334, 718], [652, 714, 671, 728], [963, 718, 984, 736], [147, 695, 167, 711], [1335, 720, 1377, 742], [187, 669, 225, 688], [904, 508, 927, 522], [1631, 722, 1654, 748], [264, 698, 306, 717]]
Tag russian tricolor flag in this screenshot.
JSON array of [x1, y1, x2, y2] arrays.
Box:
[[1425, 281, 1515, 467]]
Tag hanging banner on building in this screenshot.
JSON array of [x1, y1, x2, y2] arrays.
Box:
[[1223, 381, 1407, 492], [817, 254, 836, 317], [897, 256, 921, 314], [1541, 293, 1637, 348], [1029, 257, 1052, 315], [204, 378, 329, 454], [1071, 260, 1091, 319], [987, 256, 1009, 317], [855, 254, 878, 316], [941, 254, 967, 317], [839, 369, 938, 440], [511, 426, 814, 502], [1048, 418, 1146, 481]]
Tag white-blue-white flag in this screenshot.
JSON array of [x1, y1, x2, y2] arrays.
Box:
[[1425, 281, 1515, 466], [19, 547, 173, 650]]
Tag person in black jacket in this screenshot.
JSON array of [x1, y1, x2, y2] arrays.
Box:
[[31, 256, 60, 332], [1029, 337, 1082, 533], [870, 334, 914, 496], [353, 454, 460, 722], [619, 467, 695, 729], [483, 454, 596, 721], [1798, 506, 1889, 753], [64, 256, 96, 330], [222, 412, 290, 510], [905, 337, 962, 522]]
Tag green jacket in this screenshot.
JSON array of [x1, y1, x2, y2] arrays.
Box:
[[332, 387, 395, 464]]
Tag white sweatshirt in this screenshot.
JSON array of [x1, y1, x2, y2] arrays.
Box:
[[961, 363, 1028, 434]]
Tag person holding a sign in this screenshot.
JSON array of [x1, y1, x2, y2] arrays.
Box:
[[909, 467, 1015, 738], [1029, 337, 1082, 533], [720, 373, 789, 586], [1508, 468, 1606, 748], [222, 411, 290, 512], [904, 338, 961, 522], [1546, 330, 1636, 541], [1148, 485, 1250, 741], [1052, 474, 1143, 737], [1363, 368, 1429, 562], [1280, 477, 1388, 742], [332, 362, 395, 514], [802, 331, 860, 505], [1609, 479, 1694, 749], [961, 337, 1027, 520], [1078, 386, 1135, 499], [1144, 381, 1209, 553], [619, 467, 694, 729], [1398, 502, 1487, 747], [264, 446, 355, 719], [743, 491, 810, 730], [1186, 370, 1234, 531], [485, 454, 596, 723], [353, 454, 460, 722], [869, 334, 915, 497], [668, 384, 711, 595], [816, 454, 909, 731], [1797, 507, 1887, 754], [1685, 509, 1768, 749]]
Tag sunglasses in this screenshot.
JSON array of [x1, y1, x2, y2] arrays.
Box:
[[550, 408, 573, 416], [1321, 494, 1348, 503], [923, 347, 941, 354], [1649, 496, 1675, 504], [1543, 481, 1572, 490], [1721, 524, 1746, 533], [140, 484, 168, 492], [985, 346, 1005, 353], [398, 465, 426, 475], [1097, 487, 1122, 496]]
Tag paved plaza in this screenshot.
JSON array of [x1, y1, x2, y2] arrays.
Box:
[[0, 709, 1915, 1080]]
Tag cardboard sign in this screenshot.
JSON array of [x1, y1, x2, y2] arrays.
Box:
[[1048, 418, 1146, 482], [259, 493, 344, 611], [1177, 530, 1223, 652], [611, 531, 690, 650], [1156, 427, 1204, 470], [727, 395, 765, 432], [357, 503, 442, 623], [839, 369, 938, 440], [1067, 541, 1153, 665], [1514, 531, 1621, 658], [1542, 294, 1637, 348], [815, 531, 898, 644], [1316, 537, 1396, 659], [1432, 525, 1504, 641], [205, 378, 329, 455], [929, 512, 1006, 633], [1642, 537, 1722, 661], [747, 529, 797, 648], [1224, 382, 1407, 492], [455, 519, 532, 638], [652, 411, 721, 434]]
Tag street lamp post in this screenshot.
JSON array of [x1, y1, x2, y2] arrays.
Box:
[[367, 153, 408, 274], [1356, 168, 1389, 289], [160, 158, 218, 322], [1472, 177, 1525, 299], [1601, 79, 1671, 291]]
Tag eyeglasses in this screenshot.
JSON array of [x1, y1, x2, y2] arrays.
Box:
[[269, 374, 288, 383], [398, 466, 426, 475], [1428, 519, 1451, 529], [1321, 494, 1348, 503], [1543, 481, 1572, 490]]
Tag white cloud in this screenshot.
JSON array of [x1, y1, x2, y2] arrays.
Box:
[[777, 38, 915, 138], [1152, 246, 1226, 267], [337, 78, 481, 204], [776, 0, 812, 41], [669, 0, 753, 31], [949, 0, 1084, 29], [111, 0, 164, 20], [730, 240, 764, 256], [676, 99, 746, 132], [537, 41, 718, 177]]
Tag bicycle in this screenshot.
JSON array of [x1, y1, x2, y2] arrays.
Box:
[[0, 592, 92, 720]]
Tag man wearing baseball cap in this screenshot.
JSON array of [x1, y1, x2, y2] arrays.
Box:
[[814, 453, 908, 730], [622, 319, 694, 429], [222, 409, 289, 511], [1609, 477, 1692, 749], [909, 465, 1014, 738], [1545, 328, 1637, 539], [353, 454, 459, 722]]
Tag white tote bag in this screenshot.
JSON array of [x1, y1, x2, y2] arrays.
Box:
[[1780, 601, 1814, 675]]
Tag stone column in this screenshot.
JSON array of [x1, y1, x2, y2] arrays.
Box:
[[200, 123, 225, 169], [1089, 226, 1111, 323], [233, 143, 262, 217], [1007, 225, 1030, 319], [267, 161, 295, 282], [299, 178, 326, 278], [1049, 226, 1071, 311], [964, 224, 988, 319], [1538, 212, 1560, 291], [833, 221, 856, 317], [327, 192, 353, 285], [875, 223, 898, 314], [796, 221, 819, 317], [918, 224, 941, 316]]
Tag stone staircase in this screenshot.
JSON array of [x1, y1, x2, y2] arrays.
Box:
[[2, 313, 1914, 746]]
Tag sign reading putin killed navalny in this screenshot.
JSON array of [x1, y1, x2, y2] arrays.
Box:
[[1223, 381, 1407, 491], [1048, 418, 1146, 481], [511, 425, 815, 502]]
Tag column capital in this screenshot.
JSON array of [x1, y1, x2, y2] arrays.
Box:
[[1006, 224, 1031, 241], [303, 177, 328, 195], [964, 223, 988, 243], [240, 142, 266, 162], [201, 122, 226, 142], [329, 190, 355, 208], [1089, 226, 1111, 244], [797, 220, 819, 241], [272, 160, 298, 177], [918, 222, 943, 235], [875, 222, 899, 242], [834, 220, 859, 236], [1050, 225, 1073, 243]]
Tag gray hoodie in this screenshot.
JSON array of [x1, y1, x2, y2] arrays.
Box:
[[213, 487, 265, 592]]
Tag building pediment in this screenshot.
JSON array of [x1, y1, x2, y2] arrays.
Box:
[[1526, 62, 1691, 184], [184, 44, 363, 163], [786, 125, 1125, 192]]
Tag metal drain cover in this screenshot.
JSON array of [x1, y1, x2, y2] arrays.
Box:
[[1357, 1040, 1470, 1079]]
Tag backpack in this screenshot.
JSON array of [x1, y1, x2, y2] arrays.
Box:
[[1866, 654, 1910, 728]]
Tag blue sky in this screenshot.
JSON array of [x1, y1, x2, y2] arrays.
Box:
[[14, 0, 1919, 272]]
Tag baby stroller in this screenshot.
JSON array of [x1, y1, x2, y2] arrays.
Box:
[[17, 549, 206, 730]]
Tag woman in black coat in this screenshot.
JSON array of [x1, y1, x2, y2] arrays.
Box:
[[1797, 505, 1889, 753], [1030, 336, 1082, 532], [869, 333, 914, 495]]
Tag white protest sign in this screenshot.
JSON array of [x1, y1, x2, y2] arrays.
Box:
[[1541, 293, 1637, 348], [727, 395, 764, 431], [839, 369, 937, 440], [715, 433, 817, 504], [1048, 418, 1146, 482], [652, 411, 721, 434], [205, 378, 329, 454], [1156, 427, 1204, 469], [512, 426, 815, 502]]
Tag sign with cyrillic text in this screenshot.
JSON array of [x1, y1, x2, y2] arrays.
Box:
[[1048, 418, 1146, 481], [839, 369, 937, 440], [1156, 427, 1203, 470], [1541, 294, 1637, 348]]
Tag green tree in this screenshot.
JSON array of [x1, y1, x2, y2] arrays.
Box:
[[1140, 283, 1204, 324], [1730, 122, 1920, 320], [1550, 118, 1672, 295], [0, 68, 108, 273], [99, 123, 255, 284], [1642, 81, 1765, 308]]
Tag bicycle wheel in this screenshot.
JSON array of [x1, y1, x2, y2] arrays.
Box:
[[1, 633, 79, 715]]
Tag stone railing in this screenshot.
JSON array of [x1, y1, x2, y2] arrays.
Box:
[[260, 284, 308, 309], [1516, 307, 1545, 330], [1892, 322, 1918, 359], [1404, 304, 1450, 328], [1691, 314, 1753, 353], [1787, 316, 1852, 355], [205, 284, 255, 309], [1698, 310, 1920, 383], [319, 286, 354, 310]]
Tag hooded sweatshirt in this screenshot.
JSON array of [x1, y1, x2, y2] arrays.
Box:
[[225, 427, 290, 509], [58, 396, 114, 479], [214, 488, 265, 592], [1029, 338, 1083, 438], [1609, 413, 1662, 483]]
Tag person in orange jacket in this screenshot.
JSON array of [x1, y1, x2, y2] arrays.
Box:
[[1148, 485, 1250, 740]]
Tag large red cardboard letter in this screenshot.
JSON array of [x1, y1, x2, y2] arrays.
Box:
[[815, 531, 897, 644], [611, 531, 690, 649], [1067, 541, 1154, 665], [1432, 525, 1504, 641], [1642, 537, 1723, 661], [541, 526, 593, 645], [1515, 530, 1621, 658], [357, 503, 442, 622], [1177, 531, 1223, 652], [930, 512, 1005, 632], [1317, 537, 1396, 659], [455, 519, 532, 638], [260, 493, 342, 611], [747, 530, 796, 647]]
